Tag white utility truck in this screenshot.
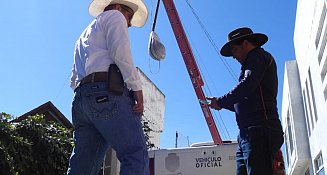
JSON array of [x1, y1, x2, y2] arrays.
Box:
[[149, 142, 237, 175]]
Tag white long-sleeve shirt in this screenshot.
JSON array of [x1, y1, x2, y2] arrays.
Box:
[[70, 10, 142, 91]]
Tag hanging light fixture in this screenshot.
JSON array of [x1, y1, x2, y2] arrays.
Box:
[[148, 0, 166, 61]]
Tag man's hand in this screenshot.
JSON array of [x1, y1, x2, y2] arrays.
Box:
[[206, 97, 222, 110], [133, 90, 144, 115]]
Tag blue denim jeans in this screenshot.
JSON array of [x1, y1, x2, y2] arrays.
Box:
[[236, 124, 284, 175], [67, 82, 149, 175]]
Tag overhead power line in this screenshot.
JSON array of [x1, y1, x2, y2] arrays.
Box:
[[185, 0, 238, 82]]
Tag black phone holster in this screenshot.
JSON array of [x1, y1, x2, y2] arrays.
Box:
[[107, 64, 124, 95]]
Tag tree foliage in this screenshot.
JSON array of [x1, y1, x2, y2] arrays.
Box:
[[0, 113, 73, 175], [1, 112, 157, 174]]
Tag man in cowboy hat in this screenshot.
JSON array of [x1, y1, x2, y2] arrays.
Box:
[[206, 27, 284, 175], [68, 0, 149, 174]]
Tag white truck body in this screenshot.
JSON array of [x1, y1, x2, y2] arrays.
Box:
[[148, 142, 237, 175]]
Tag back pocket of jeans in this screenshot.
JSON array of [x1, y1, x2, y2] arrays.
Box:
[[87, 91, 119, 120]]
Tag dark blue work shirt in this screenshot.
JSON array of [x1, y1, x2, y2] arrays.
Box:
[[216, 47, 278, 129]]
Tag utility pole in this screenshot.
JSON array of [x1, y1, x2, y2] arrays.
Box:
[[175, 131, 178, 148]]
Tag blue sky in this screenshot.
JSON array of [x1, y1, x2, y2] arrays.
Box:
[[0, 0, 297, 148]]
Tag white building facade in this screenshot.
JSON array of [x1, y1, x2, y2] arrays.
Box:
[[282, 0, 327, 174]]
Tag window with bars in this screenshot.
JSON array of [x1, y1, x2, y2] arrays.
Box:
[[305, 80, 315, 130], [305, 168, 310, 175], [315, 152, 325, 175], [315, 3, 326, 49], [303, 89, 312, 136], [318, 29, 327, 64], [321, 56, 327, 84], [285, 140, 290, 167], [287, 109, 294, 153], [308, 69, 318, 122]]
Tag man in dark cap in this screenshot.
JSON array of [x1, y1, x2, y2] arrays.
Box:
[[207, 27, 284, 175]]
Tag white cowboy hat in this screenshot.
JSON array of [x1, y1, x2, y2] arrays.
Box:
[[89, 0, 148, 27]]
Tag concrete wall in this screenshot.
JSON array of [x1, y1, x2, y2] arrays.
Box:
[[282, 61, 311, 175], [138, 68, 165, 149]]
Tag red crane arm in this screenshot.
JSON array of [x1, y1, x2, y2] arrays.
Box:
[[162, 0, 222, 144]]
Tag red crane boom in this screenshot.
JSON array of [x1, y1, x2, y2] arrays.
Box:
[[162, 0, 222, 145]]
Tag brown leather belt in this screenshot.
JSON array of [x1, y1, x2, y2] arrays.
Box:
[[79, 72, 108, 86]]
